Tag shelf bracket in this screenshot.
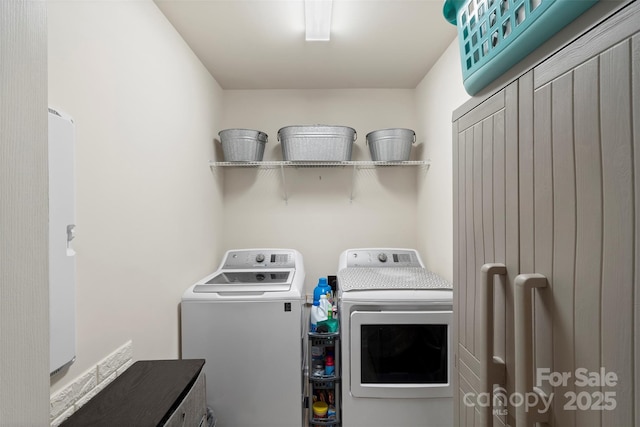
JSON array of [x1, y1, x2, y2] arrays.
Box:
[[280, 163, 288, 205], [349, 164, 357, 203]]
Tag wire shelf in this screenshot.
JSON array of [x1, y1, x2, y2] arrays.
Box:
[[209, 160, 430, 168], [208, 160, 431, 203]]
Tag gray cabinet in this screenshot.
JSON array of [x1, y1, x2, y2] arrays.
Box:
[[453, 2, 640, 426], [453, 81, 519, 427], [164, 370, 207, 427]]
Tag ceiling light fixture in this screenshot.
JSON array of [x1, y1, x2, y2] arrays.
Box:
[[305, 0, 333, 41]]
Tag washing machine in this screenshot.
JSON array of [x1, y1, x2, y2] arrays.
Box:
[[337, 248, 454, 427], [181, 248, 305, 427]]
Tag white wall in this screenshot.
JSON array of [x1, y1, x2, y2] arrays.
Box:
[[415, 40, 470, 282], [0, 1, 50, 424], [45, 0, 468, 409], [48, 0, 225, 396], [220, 89, 421, 290]]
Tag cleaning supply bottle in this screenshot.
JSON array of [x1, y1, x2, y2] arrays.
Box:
[[310, 300, 327, 332], [311, 344, 324, 376], [324, 354, 335, 376], [319, 294, 332, 319], [313, 277, 331, 303]]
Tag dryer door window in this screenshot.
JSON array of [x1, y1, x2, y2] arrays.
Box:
[[350, 310, 453, 398], [361, 323, 448, 384]]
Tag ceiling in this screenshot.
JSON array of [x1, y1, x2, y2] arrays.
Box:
[[153, 0, 458, 90]]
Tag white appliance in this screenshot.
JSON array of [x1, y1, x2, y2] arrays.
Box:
[[338, 248, 453, 427], [181, 248, 305, 427], [48, 108, 77, 375]]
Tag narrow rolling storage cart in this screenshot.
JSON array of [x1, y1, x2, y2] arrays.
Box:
[[307, 331, 341, 427]]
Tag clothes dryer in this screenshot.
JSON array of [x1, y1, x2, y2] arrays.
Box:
[[338, 248, 453, 427]]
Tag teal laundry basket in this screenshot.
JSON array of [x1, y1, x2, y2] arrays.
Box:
[[443, 0, 598, 95]]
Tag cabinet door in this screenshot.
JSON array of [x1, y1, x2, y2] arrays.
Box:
[[453, 81, 519, 427], [163, 371, 207, 427], [517, 3, 640, 426]]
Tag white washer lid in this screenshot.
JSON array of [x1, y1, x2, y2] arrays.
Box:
[[338, 267, 452, 292], [193, 269, 294, 293]]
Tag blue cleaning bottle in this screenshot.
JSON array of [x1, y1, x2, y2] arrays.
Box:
[[313, 277, 331, 303], [311, 278, 331, 332]]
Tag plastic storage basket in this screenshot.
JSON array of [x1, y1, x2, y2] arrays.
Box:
[[278, 125, 356, 161], [218, 129, 268, 162], [443, 0, 597, 95]]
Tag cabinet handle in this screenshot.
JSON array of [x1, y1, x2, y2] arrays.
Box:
[[479, 263, 507, 424], [514, 274, 550, 427]]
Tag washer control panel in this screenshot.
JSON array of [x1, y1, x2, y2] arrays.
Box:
[[341, 248, 424, 268], [221, 249, 296, 269]]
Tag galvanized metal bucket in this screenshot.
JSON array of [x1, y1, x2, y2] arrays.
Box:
[[278, 125, 357, 161], [365, 128, 415, 161], [218, 129, 268, 162]]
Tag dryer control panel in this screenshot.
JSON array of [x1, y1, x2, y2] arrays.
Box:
[[340, 248, 424, 269]]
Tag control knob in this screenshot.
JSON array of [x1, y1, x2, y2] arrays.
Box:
[[378, 253, 388, 263], [255, 253, 265, 263]]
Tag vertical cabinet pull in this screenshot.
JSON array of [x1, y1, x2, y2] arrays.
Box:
[[514, 274, 549, 427], [479, 263, 507, 425]]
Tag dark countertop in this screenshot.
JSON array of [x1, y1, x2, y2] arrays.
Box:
[[61, 359, 205, 427]]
